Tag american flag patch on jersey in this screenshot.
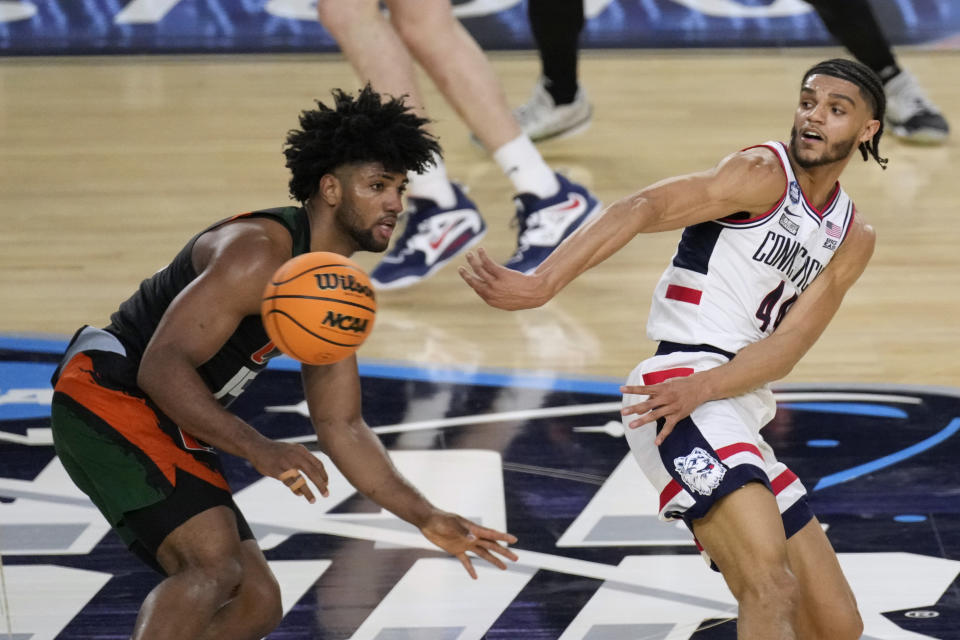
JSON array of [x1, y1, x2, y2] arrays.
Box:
[[825, 220, 843, 238]]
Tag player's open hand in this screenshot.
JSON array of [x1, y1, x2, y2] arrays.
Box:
[[419, 510, 519, 579], [458, 248, 549, 311], [621, 374, 708, 445]]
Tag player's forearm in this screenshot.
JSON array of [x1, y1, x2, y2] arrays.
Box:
[[537, 195, 651, 296], [696, 332, 806, 401], [319, 420, 436, 527], [137, 352, 268, 460]]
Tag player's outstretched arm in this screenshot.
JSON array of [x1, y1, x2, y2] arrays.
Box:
[[301, 358, 518, 576], [622, 216, 876, 444], [460, 148, 785, 310]]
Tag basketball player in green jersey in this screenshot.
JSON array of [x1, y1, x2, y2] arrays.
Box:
[[50, 86, 518, 640]]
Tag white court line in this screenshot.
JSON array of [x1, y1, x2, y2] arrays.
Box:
[[279, 402, 623, 444], [114, 0, 183, 23]]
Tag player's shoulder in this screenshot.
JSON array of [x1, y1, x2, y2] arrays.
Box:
[[198, 215, 293, 280], [717, 145, 784, 180]]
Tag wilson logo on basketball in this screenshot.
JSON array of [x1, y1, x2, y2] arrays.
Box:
[[322, 311, 370, 333], [313, 273, 375, 300]]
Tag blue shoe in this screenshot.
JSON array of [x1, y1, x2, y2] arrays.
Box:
[[504, 173, 601, 274], [370, 184, 486, 290]]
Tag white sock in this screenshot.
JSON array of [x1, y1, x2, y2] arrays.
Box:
[[407, 152, 457, 208], [493, 135, 560, 198]]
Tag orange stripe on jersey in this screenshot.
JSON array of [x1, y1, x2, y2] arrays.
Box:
[[55, 353, 230, 491]]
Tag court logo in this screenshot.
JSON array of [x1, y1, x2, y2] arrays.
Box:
[[674, 447, 726, 495]]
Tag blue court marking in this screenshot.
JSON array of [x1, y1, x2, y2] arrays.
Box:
[[269, 354, 624, 396], [779, 402, 908, 419], [807, 439, 840, 448], [894, 515, 928, 523], [0, 335, 69, 354], [0, 334, 624, 396], [814, 418, 960, 491]]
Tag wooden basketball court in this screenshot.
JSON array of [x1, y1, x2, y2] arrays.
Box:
[[1, 48, 959, 639]]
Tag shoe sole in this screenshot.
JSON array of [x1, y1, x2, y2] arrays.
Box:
[[371, 228, 488, 290], [889, 128, 949, 145], [528, 110, 594, 144]]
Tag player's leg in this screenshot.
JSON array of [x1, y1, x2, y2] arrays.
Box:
[[692, 483, 799, 640], [805, 0, 949, 143], [131, 505, 280, 640], [384, 0, 521, 152], [316, 0, 480, 289], [315, 0, 426, 119], [198, 539, 283, 640], [517, 0, 592, 142], [784, 517, 863, 639]]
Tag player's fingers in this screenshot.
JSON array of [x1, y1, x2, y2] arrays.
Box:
[[477, 539, 519, 562], [655, 418, 678, 446], [469, 525, 518, 545], [466, 250, 497, 281], [471, 545, 508, 571], [457, 553, 478, 580], [301, 457, 329, 497]]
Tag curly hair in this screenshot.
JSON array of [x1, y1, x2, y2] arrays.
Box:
[[284, 85, 442, 202], [803, 58, 888, 169]]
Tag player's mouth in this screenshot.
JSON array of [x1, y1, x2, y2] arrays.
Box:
[[800, 127, 825, 144], [375, 216, 397, 240]]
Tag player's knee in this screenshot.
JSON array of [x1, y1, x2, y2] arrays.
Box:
[[731, 564, 799, 614], [242, 574, 283, 637], [176, 548, 245, 603], [315, 0, 367, 35]]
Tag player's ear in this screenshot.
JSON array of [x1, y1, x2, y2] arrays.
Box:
[[859, 118, 880, 144], [319, 173, 341, 207]]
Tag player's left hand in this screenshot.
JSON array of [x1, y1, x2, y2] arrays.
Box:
[[621, 374, 709, 445], [419, 511, 519, 579], [458, 248, 549, 311]]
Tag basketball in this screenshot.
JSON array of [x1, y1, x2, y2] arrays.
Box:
[[261, 252, 377, 365]]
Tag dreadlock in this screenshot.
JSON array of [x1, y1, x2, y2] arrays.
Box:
[[284, 84, 442, 202], [803, 58, 888, 169]]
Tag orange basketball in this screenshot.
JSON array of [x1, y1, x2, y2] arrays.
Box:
[[261, 252, 377, 365]]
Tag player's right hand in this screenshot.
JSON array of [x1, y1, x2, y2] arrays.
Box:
[[251, 441, 330, 503]]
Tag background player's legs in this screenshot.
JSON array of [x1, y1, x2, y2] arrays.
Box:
[[691, 483, 799, 639], [132, 507, 281, 640], [805, 0, 949, 143], [529, 0, 584, 104], [384, 0, 521, 153], [785, 517, 863, 640], [518, 0, 592, 141]]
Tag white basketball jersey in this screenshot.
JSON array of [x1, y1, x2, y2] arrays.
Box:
[[646, 141, 856, 354]]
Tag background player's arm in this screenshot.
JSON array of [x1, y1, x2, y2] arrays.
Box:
[[137, 221, 329, 501], [461, 147, 786, 310], [301, 359, 518, 578], [623, 216, 876, 444]]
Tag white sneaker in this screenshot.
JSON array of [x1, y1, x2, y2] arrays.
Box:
[[884, 70, 949, 144], [513, 78, 593, 143]]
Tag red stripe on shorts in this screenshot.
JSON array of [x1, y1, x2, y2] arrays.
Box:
[[642, 368, 694, 385], [659, 480, 683, 512], [771, 469, 799, 495], [665, 284, 702, 305], [716, 442, 763, 461]]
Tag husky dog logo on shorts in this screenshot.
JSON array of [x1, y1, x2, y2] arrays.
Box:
[[674, 447, 727, 496]]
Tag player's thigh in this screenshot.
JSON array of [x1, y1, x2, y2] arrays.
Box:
[[785, 517, 861, 633], [692, 482, 790, 591], [385, 0, 458, 33]]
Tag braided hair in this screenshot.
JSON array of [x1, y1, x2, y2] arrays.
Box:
[[284, 84, 442, 202], [802, 58, 888, 169]]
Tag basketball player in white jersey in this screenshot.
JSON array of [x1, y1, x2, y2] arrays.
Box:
[[459, 58, 886, 639]]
